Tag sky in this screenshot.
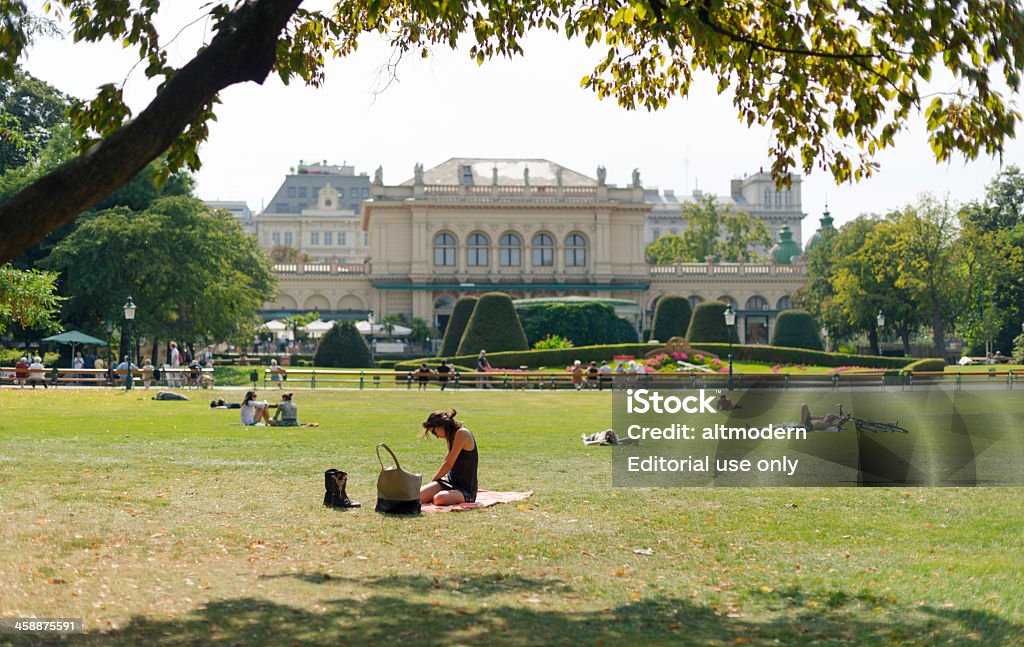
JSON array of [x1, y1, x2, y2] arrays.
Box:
[[19, 3, 1024, 244]]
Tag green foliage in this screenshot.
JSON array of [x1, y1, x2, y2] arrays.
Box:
[[533, 334, 574, 350], [517, 301, 637, 347], [439, 296, 476, 357], [903, 358, 947, 372], [1014, 333, 1024, 364], [646, 196, 771, 264], [650, 296, 692, 342], [689, 344, 913, 369], [43, 196, 276, 347], [686, 302, 739, 344], [457, 292, 528, 356], [0, 68, 71, 174], [770, 309, 823, 350], [395, 343, 656, 371], [0, 263, 62, 334], [313, 321, 371, 368], [284, 312, 319, 343]]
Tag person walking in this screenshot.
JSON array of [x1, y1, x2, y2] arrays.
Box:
[[475, 350, 492, 389]]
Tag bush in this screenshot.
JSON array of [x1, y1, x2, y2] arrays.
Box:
[[686, 301, 739, 344], [395, 343, 655, 372], [651, 296, 692, 342], [457, 292, 529, 356], [313, 321, 371, 368], [533, 334, 574, 350], [439, 296, 477, 357], [517, 302, 638, 346], [770, 309, 823, 350], [903, 358, 947, 372]]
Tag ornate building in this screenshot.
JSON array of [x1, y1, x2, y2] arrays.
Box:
[[265, 158, 811, 343]]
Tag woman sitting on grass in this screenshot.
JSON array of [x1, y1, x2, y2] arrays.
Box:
[[419, 409, 478, 505], [271, 393, 319, 427], [241, 390, 273, 426]]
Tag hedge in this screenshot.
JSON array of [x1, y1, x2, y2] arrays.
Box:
[[689, 343, 915, 369], [395, 343, 656, 372], [902, 358, 947, 372], [686, 301, 740, 344], [456, 292, 529, 355], [651, 296, 692, 343], [439, 296, 477, 357], [770, 309, 823, 350], [517, 302, 638, 346]]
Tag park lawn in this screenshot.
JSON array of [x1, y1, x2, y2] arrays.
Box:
[[3, 390, 1021, 645]]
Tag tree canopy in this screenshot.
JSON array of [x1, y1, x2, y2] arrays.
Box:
[[2, 0, 1023, 262], [646, 195, 771, 263]]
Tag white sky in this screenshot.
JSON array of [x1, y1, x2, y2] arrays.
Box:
[[19, 2, 1024, 244]]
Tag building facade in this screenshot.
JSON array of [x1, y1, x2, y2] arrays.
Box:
[[264, 158, 810, 343]]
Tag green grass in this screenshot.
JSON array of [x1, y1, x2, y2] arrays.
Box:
[[2, 390, 1021, 645]]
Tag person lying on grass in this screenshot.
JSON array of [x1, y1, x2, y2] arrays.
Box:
[[241, 390, 274, 426], [271, 392, 319, 427], [800, 403, 847, 431], [420, 409, 478, 505]]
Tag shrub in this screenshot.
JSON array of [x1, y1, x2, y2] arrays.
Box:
[[517, 302, 637, 346], [457, 292, 529, 355], [313, 321, 371, 368], [770, 309, 823, 350], [686, 301, 739, 344], [651, 296, 692, 342], [688, 343, 912, 369], [903, 358, 947, 372], [395, 343, 655, 372], [439, 296, 477, 358]]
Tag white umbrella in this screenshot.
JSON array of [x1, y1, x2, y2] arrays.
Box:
[[260, 319, 293, 341], [302, 319, 334, 339], [355, 320, 413, 337]]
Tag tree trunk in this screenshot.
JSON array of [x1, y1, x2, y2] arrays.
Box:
[[868, 329, 879, 355], [901, 330, 911, 357], [150, 338, 159, 365], [932, 316, 947, 358], [0, 0, 303, 264]]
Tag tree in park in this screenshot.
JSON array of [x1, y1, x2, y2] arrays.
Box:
[[456, 292, 529, 356], [0, 264, 62, 334], [2, 1, 1023, 262], [517, 301, 637, 346], [770, 309, 823, 351], [650, 295, 693, 342], [685, 301, 738, 344], [44, 196, 276, 358], [439, 296, 477, 358], [313, 321, 371, 368], [645, 195, 771, 264]]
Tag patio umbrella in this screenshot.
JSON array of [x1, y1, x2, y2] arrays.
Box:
[[302, 319, 334, 339], [355, 320, 413, 337], [41, 330, 108, 365]]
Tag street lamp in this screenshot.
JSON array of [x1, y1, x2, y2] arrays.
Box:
[[876, 311, 885, 328], [123, 296, 136, 390], [724, 304, 736, 391], [820, 327, 828, 353], [368, 310, 375, 365]]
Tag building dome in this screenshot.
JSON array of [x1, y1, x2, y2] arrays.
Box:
[[770, 225, 802, 265], [805, 207, 835, 252]]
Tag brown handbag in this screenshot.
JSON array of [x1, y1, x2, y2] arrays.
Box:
[[375, 443, 422, 514]]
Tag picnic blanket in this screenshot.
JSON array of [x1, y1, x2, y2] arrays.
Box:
[[421, 490, 533, 513]]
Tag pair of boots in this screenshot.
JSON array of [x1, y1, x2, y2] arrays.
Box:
[[323, 469, 360, 509]]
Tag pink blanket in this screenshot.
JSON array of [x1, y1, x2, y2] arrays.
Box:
[[421, 490, 534, 513]]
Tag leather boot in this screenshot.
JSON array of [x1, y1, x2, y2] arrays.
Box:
[[324, 469, 341, 507], [330, 470, 360, 508]]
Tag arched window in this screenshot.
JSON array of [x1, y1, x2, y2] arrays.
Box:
[[467, 232, 489, 267], [565, 232, 587, 267], [746, 296, 769, 311], [776, 296, 793, 311], [499, 233, 521, 267], [532, 233, 554, 267], [434, 295, 455, 311], [688, 295, 705, 310], [717, 296, 737, 309], [434, 233, 456, 267]]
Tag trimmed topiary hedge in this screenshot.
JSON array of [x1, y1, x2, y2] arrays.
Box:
[[770, 309, 823, 350], [688, 343, 914, 369], [686, 301, 739, 344], [903, 358, 947, 372], [517, 302, 638, 346], [651, 295, 692, 343], [456, 292, 529, 356], [395, 343, 656, 372], [313, 321, 372, 368], [439, 296, 477, 357]]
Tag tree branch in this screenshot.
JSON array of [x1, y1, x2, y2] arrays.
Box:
[[0, 0, 304, 264]]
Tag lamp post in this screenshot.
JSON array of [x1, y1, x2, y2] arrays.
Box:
[[820, 327, 829, 353], [368, 310, 375, 365], [724, 304, 736, 391], [123, 296, 136, 390], [876, 310, 885, 356]]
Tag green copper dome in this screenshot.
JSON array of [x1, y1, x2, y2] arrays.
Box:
[[805, 207, 835, 252], [771, 225, 802, 265]]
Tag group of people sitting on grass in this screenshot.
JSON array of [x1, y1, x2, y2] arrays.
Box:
[[213, 391, 320, 427]]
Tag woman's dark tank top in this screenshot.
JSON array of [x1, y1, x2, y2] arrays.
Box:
[[448, 429, 478, 492]]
